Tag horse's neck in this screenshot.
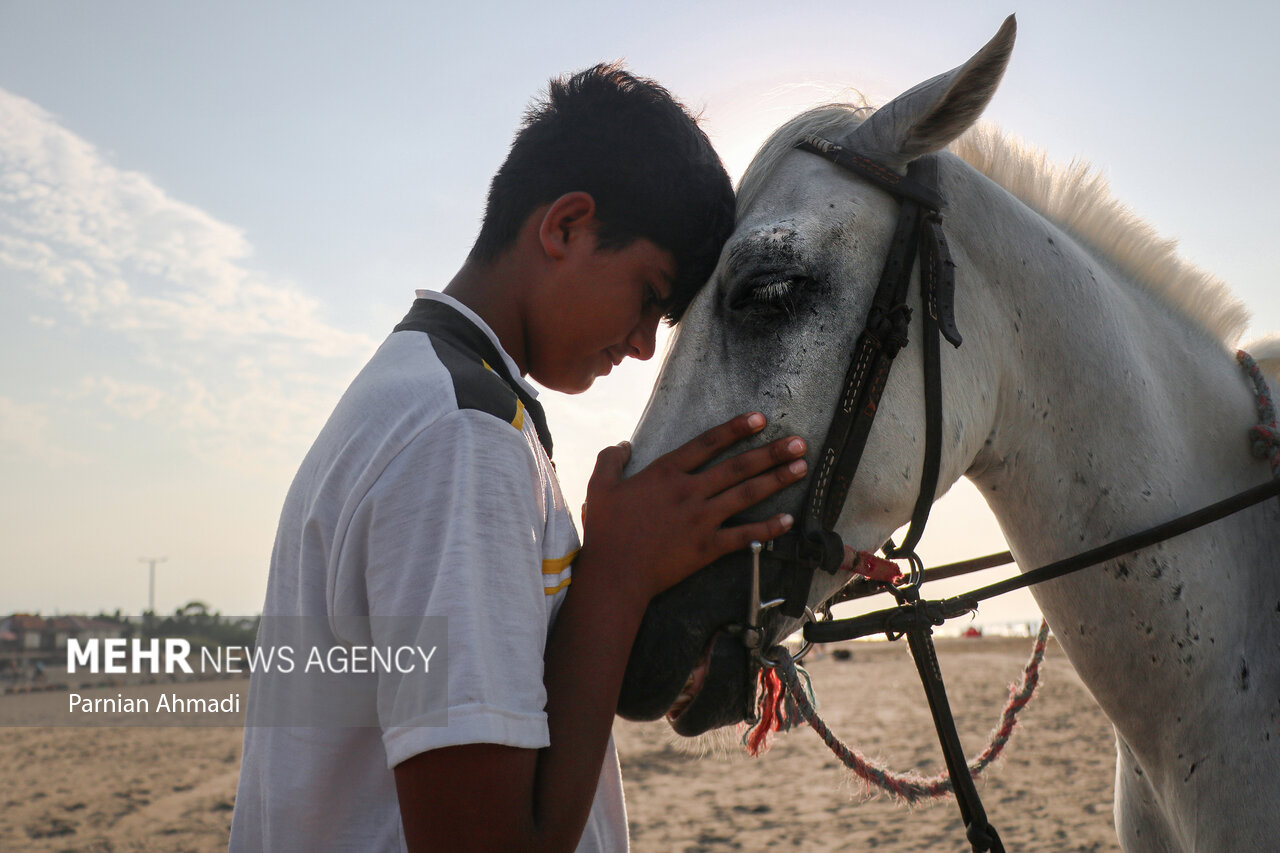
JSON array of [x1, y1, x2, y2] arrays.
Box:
[[948, 163, 1279, 745]]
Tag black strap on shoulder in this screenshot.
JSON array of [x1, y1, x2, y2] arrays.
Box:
[[395, 298, 554, 457]]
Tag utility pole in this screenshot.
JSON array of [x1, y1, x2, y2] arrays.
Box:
[[139, 556, 168, 624]]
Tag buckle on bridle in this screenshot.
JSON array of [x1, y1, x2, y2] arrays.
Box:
[[742, 540, 829, 663], [882, 540, 925, 597]]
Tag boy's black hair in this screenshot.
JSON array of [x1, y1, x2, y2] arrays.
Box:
[[470, 63, 735, 322]]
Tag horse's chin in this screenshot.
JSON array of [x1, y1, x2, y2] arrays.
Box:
[[617, 554, 758, 732], [662, 632, 752, 736]]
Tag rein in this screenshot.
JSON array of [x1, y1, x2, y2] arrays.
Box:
[[729, 134, 1280, 853]]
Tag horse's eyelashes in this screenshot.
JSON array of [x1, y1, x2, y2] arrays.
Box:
[[754, 280, 794, 303], [727, 276, 809, 323]]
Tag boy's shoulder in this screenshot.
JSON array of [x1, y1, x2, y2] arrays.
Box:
[[392, 296, 549, 453]]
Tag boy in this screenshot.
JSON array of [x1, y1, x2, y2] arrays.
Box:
[[230, 64, 807, 852]]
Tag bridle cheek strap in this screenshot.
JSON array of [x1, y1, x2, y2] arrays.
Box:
[[776, 138, 960, 619]]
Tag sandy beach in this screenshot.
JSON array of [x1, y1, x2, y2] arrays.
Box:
[[1, 636, 1120, 852]]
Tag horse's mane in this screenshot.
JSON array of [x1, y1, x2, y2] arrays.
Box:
[[737, 104, 1251, 347]]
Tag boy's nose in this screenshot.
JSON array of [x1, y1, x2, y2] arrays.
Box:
[[626, 315, 659, 361]]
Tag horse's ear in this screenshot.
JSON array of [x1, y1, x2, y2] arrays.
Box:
[[846, 15, 1016, 168]]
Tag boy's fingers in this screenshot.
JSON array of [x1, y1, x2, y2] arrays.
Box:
[[588, 442, 631, 492], [708, 459, 808, 519], [698, 436, 806, 498], [713, 513, 795, 556], [663, 413, 766, 472]]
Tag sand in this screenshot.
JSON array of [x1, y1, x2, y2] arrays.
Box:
[[0, 636, 1121, 852]]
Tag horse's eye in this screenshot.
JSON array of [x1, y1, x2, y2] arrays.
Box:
[[729, 274, 810, 319]]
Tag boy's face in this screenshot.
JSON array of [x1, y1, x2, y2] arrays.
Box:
[[527, 234, 677, 394]]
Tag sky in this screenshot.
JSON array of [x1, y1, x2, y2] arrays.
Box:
[[2, 0, 1278, 627]]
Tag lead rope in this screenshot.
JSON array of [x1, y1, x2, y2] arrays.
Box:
[[747, 621, 1049, 805]]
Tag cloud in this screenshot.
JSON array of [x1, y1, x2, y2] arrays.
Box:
[[0, 396, 87, 466], [0, 87, 378, 465]]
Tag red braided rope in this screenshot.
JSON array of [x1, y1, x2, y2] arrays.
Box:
[[754, 621, 1050, 804]]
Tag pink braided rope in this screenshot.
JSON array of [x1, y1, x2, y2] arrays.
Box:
[[774, 620, 1050, 805], [1237, 349, 1280, 478]]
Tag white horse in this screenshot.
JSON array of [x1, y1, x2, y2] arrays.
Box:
[[617, 18, 1280, 852]]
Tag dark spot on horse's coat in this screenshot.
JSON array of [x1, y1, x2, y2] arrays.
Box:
[[1114, 560, 1131, 579], [1239, 658, 1250, 691], [1047, 236, 1055, 245], [1183, 762, 1198, 782]]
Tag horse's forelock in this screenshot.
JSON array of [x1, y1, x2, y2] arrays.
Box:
[[735, 103, 873, 213]]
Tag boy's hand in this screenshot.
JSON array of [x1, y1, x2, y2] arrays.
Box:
[[579, 412, 806, 603]]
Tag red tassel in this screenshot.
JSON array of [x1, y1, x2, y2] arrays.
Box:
[[745, 667, 785, 757]]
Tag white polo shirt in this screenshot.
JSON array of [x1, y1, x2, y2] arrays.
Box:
[[230, 291, 627, 852]]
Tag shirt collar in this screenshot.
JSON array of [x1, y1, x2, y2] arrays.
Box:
[[414, 289, 539, 401]]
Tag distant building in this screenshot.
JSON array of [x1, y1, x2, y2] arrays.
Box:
[[47, 616, 125, 650], [0, 614, 47, 652], [0, 614, 125, 653]]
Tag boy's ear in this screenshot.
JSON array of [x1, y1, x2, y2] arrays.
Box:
[[538, 192, 598, 260]]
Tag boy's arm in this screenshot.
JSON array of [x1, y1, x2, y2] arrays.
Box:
[[394, 413, 805, 852]]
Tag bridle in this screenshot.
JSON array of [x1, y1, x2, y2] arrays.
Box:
[[725, 133, 1280, 853], [731, 133, 961, 650]]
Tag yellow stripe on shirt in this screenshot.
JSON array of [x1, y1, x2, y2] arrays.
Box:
[[543, 576, 572, 595], [481, 359, 526, 433], [542, 549, 579, 575]]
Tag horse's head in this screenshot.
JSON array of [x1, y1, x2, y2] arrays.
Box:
[[618, 18, 1016, 734]]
